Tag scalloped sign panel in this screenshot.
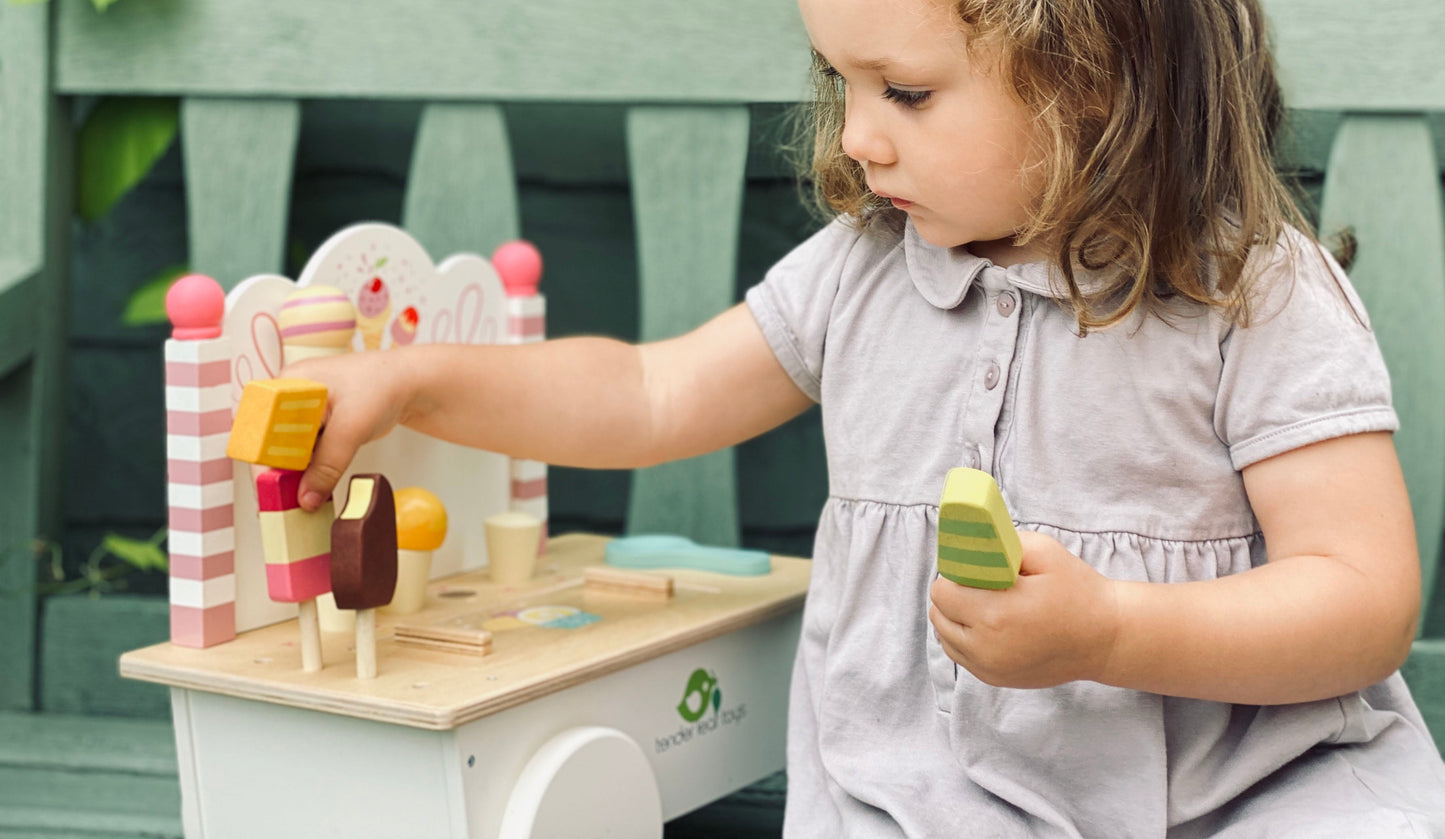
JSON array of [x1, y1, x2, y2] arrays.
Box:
[[224, 224, 512, 633]]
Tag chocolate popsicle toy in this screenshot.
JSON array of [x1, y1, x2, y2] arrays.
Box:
[[331, 474, 398, 679]]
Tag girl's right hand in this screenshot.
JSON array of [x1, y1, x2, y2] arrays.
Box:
[[282, 349, 417, 511]]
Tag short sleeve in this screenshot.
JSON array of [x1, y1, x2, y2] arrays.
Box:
[[1216, 231, 1399, 470], [744, 218, 866, 404]]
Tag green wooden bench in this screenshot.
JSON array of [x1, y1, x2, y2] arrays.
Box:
[[1, 0, 1442, 835]]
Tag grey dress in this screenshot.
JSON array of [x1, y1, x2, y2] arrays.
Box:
[[743, 217, 1445, 838]]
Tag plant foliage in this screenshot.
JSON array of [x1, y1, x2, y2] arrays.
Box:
[[77, 97, 180, 221]]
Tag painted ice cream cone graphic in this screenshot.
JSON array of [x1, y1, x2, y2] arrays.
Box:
[[390, 306, 419, 347], [356, 277, 391, 351], [278, 285, 356, 365]]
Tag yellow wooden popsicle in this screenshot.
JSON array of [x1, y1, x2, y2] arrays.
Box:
[[225, 378, 327, 471], [937, 467, 1021, 590]]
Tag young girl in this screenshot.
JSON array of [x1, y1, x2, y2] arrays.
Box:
[[289, 0, 1445, 834]]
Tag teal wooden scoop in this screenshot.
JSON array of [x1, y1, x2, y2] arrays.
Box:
[[604, 534, 772, 576]]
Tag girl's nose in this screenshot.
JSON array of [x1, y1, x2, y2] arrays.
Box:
[[840, 94, 896, 166]]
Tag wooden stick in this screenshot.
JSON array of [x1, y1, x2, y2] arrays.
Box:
[[583, 565, 674, 598], [297, 599, 323, 673], [355, 608, 377, 679]]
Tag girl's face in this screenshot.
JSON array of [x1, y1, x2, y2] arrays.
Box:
[[800, 0, 1045, 263]]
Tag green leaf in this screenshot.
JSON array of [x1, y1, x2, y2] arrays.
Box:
[[91, 0, 123, 9], [77, 97, 180, 221], [121, 264, 190, 326], [99, 533, 168, 572]]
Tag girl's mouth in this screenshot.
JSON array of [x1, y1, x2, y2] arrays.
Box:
[[874, 188, 914, 210]]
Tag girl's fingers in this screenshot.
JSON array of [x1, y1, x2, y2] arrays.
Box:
[[298, 417, 365, 510], [929, 603, 970, 651], [929, 575, 991, 626]]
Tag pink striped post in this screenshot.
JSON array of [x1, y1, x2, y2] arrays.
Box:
[[494, 241, 548, 552], [164, 275, 237, 647]]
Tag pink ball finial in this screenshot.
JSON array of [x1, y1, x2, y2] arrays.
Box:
[[165, 274, 226, 340], [492, 240, 543, 297]]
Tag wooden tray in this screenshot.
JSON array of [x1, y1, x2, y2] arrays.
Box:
[[120, 533, 810, 730]]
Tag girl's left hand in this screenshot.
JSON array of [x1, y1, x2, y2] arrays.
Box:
[[928, 531, 1121, 689]]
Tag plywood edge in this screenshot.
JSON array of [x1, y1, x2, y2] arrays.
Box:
[[119, 653, 452, 730]]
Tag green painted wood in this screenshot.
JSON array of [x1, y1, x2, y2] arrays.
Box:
[[402, 103, 520, 258], [54, 0, 812, 104], [1403, 639, 1445, 754], [1279, 112, 1445, 181], [0, 711, 176, 774], [39, 596, 170, 719], [0, 2, 46, 267], [0, 364, 40, 713], [0, 828, 175, 839], [624, 107, 750, 548], [0, 806, 181, 839], [1318, 115, 1445, 636], [0, 0, 62, 715], [182, 98, 299, 289], [0, 268, 39, 381], [0, 705, 179, 837], [0, 767, 181, 829], [1265, 0, 1445, 111]]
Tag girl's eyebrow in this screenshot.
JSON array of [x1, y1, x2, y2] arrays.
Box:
[[811, 46, 894, 73]]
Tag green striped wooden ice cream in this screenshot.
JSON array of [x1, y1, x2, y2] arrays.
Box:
[[937, 467, 1021, 590]]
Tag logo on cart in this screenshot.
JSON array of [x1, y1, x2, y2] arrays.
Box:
[[676, 668, 721, 722], [655, 667, 748, 755]]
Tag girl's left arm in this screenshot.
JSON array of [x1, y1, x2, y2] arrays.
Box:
[[1105, 430, 1419, 703], [929, 430, 1420, 703]]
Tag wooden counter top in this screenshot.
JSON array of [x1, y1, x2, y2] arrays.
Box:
[[120, 534, 810, 730]]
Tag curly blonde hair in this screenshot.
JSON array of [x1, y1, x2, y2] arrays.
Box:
[[803, 0, 1314, 330]]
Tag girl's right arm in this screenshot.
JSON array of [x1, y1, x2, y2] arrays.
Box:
[[287, 303, 813, 511]]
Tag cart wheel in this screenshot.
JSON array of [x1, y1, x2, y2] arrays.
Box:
[[498, 726, 663, 839]]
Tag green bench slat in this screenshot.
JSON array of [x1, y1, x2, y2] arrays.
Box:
[[624, 106, 750, 547], [0, 266, 41, 381], [0, 711, 177, 775], [1319, 114, 1445, 633], [39, 596, 171, 719], [1, 3, 48, 267], [0, 0, 54, 716], [1403, 639, 1445, 754], [402, 102, 521, 258], [0, 711, 181, 839], [0, 807, 182, 839], [1267, 0, 1445, 111], [54, 0, 811, 104], [183, 97, 299, 289], [0, 362, 41, 714]]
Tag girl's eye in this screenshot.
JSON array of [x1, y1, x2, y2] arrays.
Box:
[[882, 86, 932, 108]]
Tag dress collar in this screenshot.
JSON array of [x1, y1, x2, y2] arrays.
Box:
[[901, 218, 1109, 309]]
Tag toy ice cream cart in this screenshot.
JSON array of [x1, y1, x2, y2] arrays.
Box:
[[120, 225, 809, 838]]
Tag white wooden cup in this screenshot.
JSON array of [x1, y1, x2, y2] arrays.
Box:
[[485, 511, 542, 585]]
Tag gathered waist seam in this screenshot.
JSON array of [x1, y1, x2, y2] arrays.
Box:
[[823, 496, 1261, 544]]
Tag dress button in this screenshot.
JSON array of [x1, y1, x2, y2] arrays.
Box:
[[997, 292, 1016, 316], [984, 362, 1001, 390]]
